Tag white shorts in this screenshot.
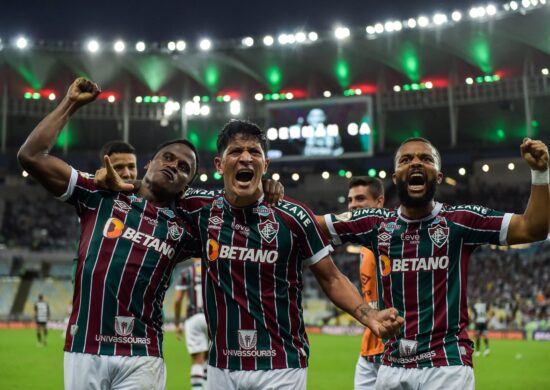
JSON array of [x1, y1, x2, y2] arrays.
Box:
[[206, 366, 307, 390], [375, 365, 474, 390], [184, 313, 209, 354], [355, 355, 381, 389], [64, 352, 166, 390]]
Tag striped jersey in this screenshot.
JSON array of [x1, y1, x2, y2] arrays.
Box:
[[175, 259, 204, 318], [359, 247, 384, 363], [181, 188, 332, 370], [60, 169, 199, 358], [473, 302, 488, 324], [35, 301, 50, 323], [325, 202, 512, 368]]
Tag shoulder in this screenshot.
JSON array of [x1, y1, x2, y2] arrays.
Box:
[[275, 197, 315, 220], [184, 187, 220, 200], [442, 204, 494, 217]]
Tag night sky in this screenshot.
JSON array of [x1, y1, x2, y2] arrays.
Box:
[[0, 0, 499, 42]]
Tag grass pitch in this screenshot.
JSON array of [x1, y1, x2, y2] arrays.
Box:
[[1, 328, 549, 389]]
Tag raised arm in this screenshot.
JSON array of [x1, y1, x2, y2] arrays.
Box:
[[507, 138, 550, 245], [17, 78, 100, 196], [310, 256, 404, 338]]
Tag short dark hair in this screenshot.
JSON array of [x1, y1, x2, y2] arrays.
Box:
[[394, 137, 441, 170], [152, 139, 200, 184], [99, 141, 136, 163], [349, 176, 384, 198], [217, 120, 268, 155]]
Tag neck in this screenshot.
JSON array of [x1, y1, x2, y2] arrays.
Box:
[[138, 178, 175, 207], [399, 200, 436, 220], [224, 189, 263, 208]]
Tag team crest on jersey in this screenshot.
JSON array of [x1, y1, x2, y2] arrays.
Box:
[[253, 205, 272, 216], [238, 330, 258, 350], [428, 226, 449, 248], [168, 221, 184, 240], [335, 211, 352, 222], [114, 316, 135, 336], [113, 200, 131, 214], [258, 221, 279, 243], [159, 208, 175, 219], [399, 339, 418, 357]]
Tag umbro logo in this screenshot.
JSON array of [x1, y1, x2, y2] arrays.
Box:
[[114, 200, 131, 214], [208, 216, 223, 230], [378, 232, 391, 246]]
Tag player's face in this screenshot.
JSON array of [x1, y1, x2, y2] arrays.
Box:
[[108, 153, 137, 181], [215, 134, 269, 205], [393, 141, 442, 208], [348, 185, 383, 211], [145, 143, 196, 196]]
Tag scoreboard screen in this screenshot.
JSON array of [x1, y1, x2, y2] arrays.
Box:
[[265, 96, 373, 161]]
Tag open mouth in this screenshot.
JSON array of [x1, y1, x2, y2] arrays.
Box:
[[235, 170, 254, 184], [407, 172, 425, 192]]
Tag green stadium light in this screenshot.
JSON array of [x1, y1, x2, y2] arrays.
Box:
[[213, 172, 222, 180], [32, 92, 40, 99], [475, 76, 483, 83], [151, 96, 160, 103], [205, 65, 219, 90], [470, 34, 492, 74], [403, 84, 411, 91], [144, 96, 152, 103], [338, 169, 346, 177], [400, 43, 420, 82], [201, 96, 210, 102], [496, 129, 505, 141], [266, 65, 282, 91], [484, 75, 492, 82], [159, 96, 168, 103], [368, 168, 377, 177], [24, 92, 32, 99], [335, 59, 350, 88], [531, 120, 539, 128]]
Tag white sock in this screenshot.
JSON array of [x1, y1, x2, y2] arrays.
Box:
[[191, 364, 206, 388]]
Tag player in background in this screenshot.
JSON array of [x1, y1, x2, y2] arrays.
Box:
[[174, 258, 208, 389], [347, 177, 385, 389], [34, 294, 50, 347], [179, 120, 403, 390], [18, 78, 201, 390], [472, 297, 490, 357], [320, 137, 549, 389]]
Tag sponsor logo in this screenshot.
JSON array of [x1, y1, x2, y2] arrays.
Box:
[[127, 195, 143, 203], [378, 232, 391, 246], [206, 239, 278, 263], [113, 199, 131, 214], [102, 218, 177, 259], [114, 316, 135, 336], [222, 349, 277, 358], [253, 205, 272, 216], [238, 330, 258, 350], [232, 221, 250, 237], [401, 233, 420, 244], [208, 216, 223, 230], [143, 216, 159, 227], [70, 324, 78, 336], [168, 221, 184, 240], [95, 334, 151, 345], [335, 212, 352, 222], [399, 339, 418, 357], [428, 226, 449, 248], [380, 255, 391, 277], [391, 256, 449, 272], [380, 222, 400, 233], [159, 208, 175, 218], [279, 202, 312, 226], [387, 350, 436, 364], [258, 221, 278, 243]]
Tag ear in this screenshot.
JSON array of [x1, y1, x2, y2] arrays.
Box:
[[392, 173, 397, 185], [144, 161, 151, 170], [436, 171, 443, 184], [214, 156, 223, 175], [264, 158, 270, 174], [377, 196, 385, 208]]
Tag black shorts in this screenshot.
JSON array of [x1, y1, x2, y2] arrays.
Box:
[[36, 321, 47, 327], [475, 322, 487, 334]]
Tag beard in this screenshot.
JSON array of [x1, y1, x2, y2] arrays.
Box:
[[396, 177, 437, 208]]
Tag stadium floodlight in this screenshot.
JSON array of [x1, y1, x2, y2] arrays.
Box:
[[458, 167, 466, 176], [393, 85, 401, 92], [417, 16, 429, 27], [366, 25, 376, 35], [541, 0, 546, 4], [229, 100, 241, 116], [295, 32, 306, 42], [393, 21, 403, 31], [279, 127, 289, 140], [451, 11, 463, 21], [199, 39, 211, 51], [407, 18, 417, 28], [48, 93, 56, 101], [263, 35, 274, 46], [530, 0, 539, 6], [286, 34, 296, 44], [278, 34, 289, 45], [510, 1, 519, 9], [176, 40, 186, 51], [345, 171, 353, 178], [200, 105, 210, 116], [200, 174, 208, 182], [308, 31, 318, 41], [242, 37, 254, 47], [384, 21, 395, 32], [321, 171, 330, 180], [323, 90, 332, 98], [267, 127, 278, 140], [272, 173, 280, 181], [285, 92, 294, 99], [374, 23, 384, 34], [466, 77, 474, 84], [254, 93, 264, 101], [379, 170, 387, 179], [486, 4, 497, 16], [482, 164, 490, 172], [542, 68, 549, 75], [347, 123, 359, 136], [334, 26, 351, 40], [107, 95, 116, 103], [86, 39, 100, 53], [521, 0, 530, 7], [425, 81, 433, 89], [291, 173, 300, 181], [113, 40, 125, 53], [508, 162, 515, 170], [135, 96, 143, 103], [167, 41, 176, 51], [433, 13, 448, 25], [135, 41, 146, 52], [15, 36, 28, 50]]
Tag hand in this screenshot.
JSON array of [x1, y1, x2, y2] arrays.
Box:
[[263, 179, 284, 207], [521, 138, 549, 171], [175, 325, 183, 341], [66, 78, 101, 108], [363, 307, 404, 339], [94, 155, 134, 191]]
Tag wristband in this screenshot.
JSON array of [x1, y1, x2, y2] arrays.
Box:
[[531, 169, 550, 185]]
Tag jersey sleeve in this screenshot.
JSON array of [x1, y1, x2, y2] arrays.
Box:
[[448, 205, 513, 246], [323, 208, 384, 247], [179, 187, 221, 220], [359, 247, 378, 307], [57, 168, 103, 216]]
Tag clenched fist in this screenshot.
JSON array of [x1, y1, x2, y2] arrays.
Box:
[[66, 78, 101, 108], [521, 138, 549, 171]]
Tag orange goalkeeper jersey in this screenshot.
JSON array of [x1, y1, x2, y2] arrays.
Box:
[[360, 247, 384, 358]]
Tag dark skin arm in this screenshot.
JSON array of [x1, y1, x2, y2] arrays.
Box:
[[18, 78, 101, 196]]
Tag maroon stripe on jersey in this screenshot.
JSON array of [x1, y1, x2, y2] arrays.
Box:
[[259, 210, 286, 369], [208, 204, 228, 368], [402, 223, 420, 369], [277, 211, 308, 367], [448, 210, 503, 231], [115, 205, 155, 356], [378, 224, 397, 363], [85, 206, 127, 354], [457, 244, 474, 367], [230, 208, 256, 370]]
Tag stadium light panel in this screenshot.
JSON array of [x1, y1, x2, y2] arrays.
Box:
[[482, 164, 490, 172], [267, 128, 278, 140], [199, 39, 211, 51], [278, 34, 289, 45], [135, 41, 146, 52], [48, 93, 56, 100], [508, 162, 515, 170], [407, 18, 417, 28], [114, 40, 125, 53], [393, 21, 403, 31], [272, 173, 280, 181], [167, 41, 176, 51], [200, 105, 210, 116], [22, 170, 29, 178], [417, 16, 429, 27], [287, 34, 296, 44], [323, 90, 332, 98], [16, 36, 28, 50], [263, 35, 274, 46], [384, 21, 395, 32], [379, 170, 387, 179], [521, 0, 530, 7], [334, 27, 351, 40], [542, 68, 549, 75], [347, 123, 359, 135], [242, 37, 254, 47], [86, 39, 100, 53], [308, 32, 318, 41], [254, 93, 263, 101], [345, 171, 353, 178], [291, 173, 300, 181], [466, 77, 474, 84], [322, 171, 330, 179], [229, 100, 241, 115], [374, 23, 384, 34], [425, 81, 433, 89], [433, 13, 448, 25], [176, 40, 186, 51], [393, 85, 401, 92], [510, 1, 519, 10], [451, 11, 463, 21], [107, 95, 116, 103], [200, 174, 208, 182], [486, 5, 497, 16], [295, 32, 307, 43], [458, 167, 466, 176]]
